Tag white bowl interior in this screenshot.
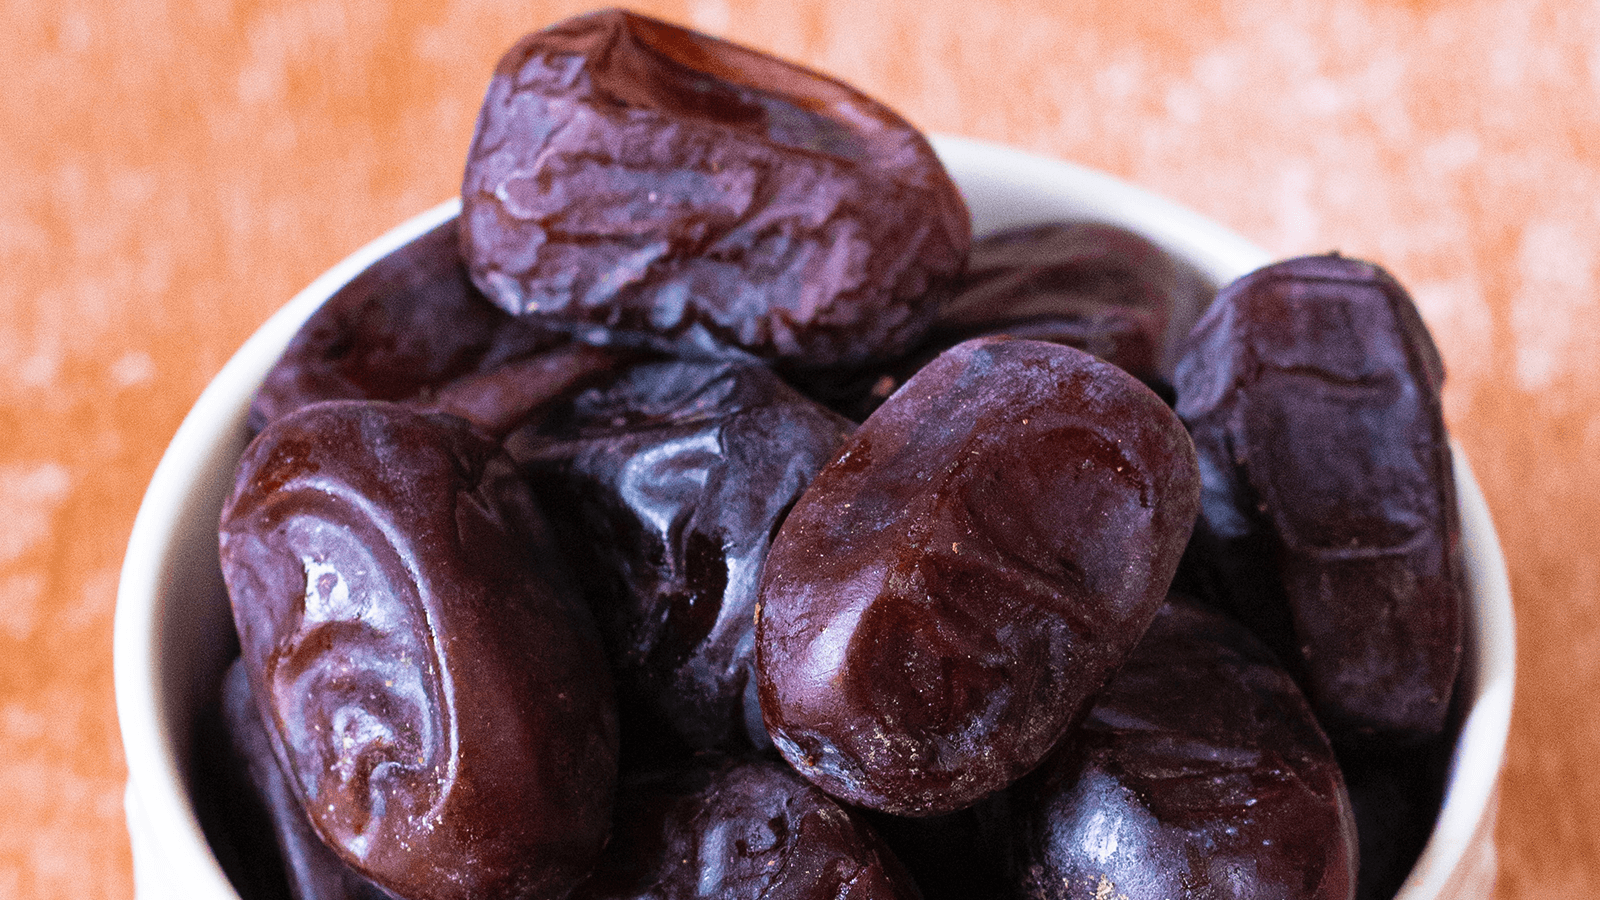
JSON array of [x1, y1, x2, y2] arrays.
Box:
[[114, 134, 1514, 900]]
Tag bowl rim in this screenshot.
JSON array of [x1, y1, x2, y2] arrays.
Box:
[[113, 133, 1515, 899]]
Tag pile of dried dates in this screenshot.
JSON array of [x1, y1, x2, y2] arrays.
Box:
[[199, 10, 1464, 900]]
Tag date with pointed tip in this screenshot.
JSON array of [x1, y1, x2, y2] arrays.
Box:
[[509, 359, 854, 757]]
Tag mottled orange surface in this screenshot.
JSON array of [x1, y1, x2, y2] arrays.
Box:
[[3, 0, 1595, 897]]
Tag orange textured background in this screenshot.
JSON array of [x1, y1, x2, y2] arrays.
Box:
[[3, 0, 1596, 896]]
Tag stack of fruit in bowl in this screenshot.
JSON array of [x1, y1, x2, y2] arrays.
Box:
[[115, 10, 1515, 900]]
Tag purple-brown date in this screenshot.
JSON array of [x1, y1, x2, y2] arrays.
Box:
[[508, 359, 854, 755], [248, 218, 567, 434], [787, 221, 1203, 422], [1006, 595, 1358, 900], [459, 9, 970, 367], [219, 401, 618, 900], [219, 659, 390, 900], [757, 337, 1201, 816], [937, 221, 1209, 381], [417, 340, 646, 439], [569, 756, 922, 900], [191, 649, 308, 900], [1172, 253, 1464, 745]]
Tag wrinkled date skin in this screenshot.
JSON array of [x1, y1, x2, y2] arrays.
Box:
[[1006, 596, 1358, 900], [459, 9, 970, 367], [1172, 254, 1463, 745], [419, 340, 646, 439], [219, 659, 391, 900], [757, 337, 1201, 816], [570, 756, 922, 900], [219, 401, 619, 900], [509, 359, 854, 754]]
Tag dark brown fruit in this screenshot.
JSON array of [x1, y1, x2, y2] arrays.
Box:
[[938, 221, 1209, 380], [417, 340, 645, 439], [1172, 253, 1464, 745], [191, 653, 299, 900], [757, 337, 1201, 816], [219, 401, 618, 900], [248, 218, 565, 434], [787, 221, 1205, 422], [459, 9, 969, 367], [219, 659, 391, 900], [570, 756, 922, 900], [1006, 595, 1358, 900], [509, 359, 854, 755]]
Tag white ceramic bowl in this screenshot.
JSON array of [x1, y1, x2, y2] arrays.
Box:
[[114, 135, 1515, 900]]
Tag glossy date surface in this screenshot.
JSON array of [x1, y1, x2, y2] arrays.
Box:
[[459, 9, 969, 367], [757, 337, 1201, 816], [509, 359, 854, 755], [218, 659, 390, 900], [248, 219, 565, 434], [787, 221, 1203, 421], [570, 756, 921, 900], [1173, 253, 1463, 745], [219, 401, 618, 900], [1007, 595, 1358, 900]]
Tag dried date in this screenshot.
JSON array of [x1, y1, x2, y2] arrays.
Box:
[[757, 337, 1200, 816], [509, 359, 854, 755], [418, 340, 645, 438], [788, 221, 1204, 421], [248, 219, 565, 433], [1172, 253, 1463, 745], [937, 221, 1208, 380], [219, 659, 390, 900], [219, 401, 618, 900], [1005, 595, 1358, 900], [459, 9, 969, 367], [570, 756, 921, 900]]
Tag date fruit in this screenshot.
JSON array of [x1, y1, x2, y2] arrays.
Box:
[[219, 401, 618, 900], [757, 337, 1201, 816], [937, 221, 1208, 381], [570, 756, 921, 900], [417, 340, 644, 438], [509, 359, 854, 755], [785, 221, 1204, 421], [219, 659, 391, 900], [249, 219, 564, 433], [460, 9, 969, 367], [1173, 253, 1463, 745], [1006, 595, 1358, 900]]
